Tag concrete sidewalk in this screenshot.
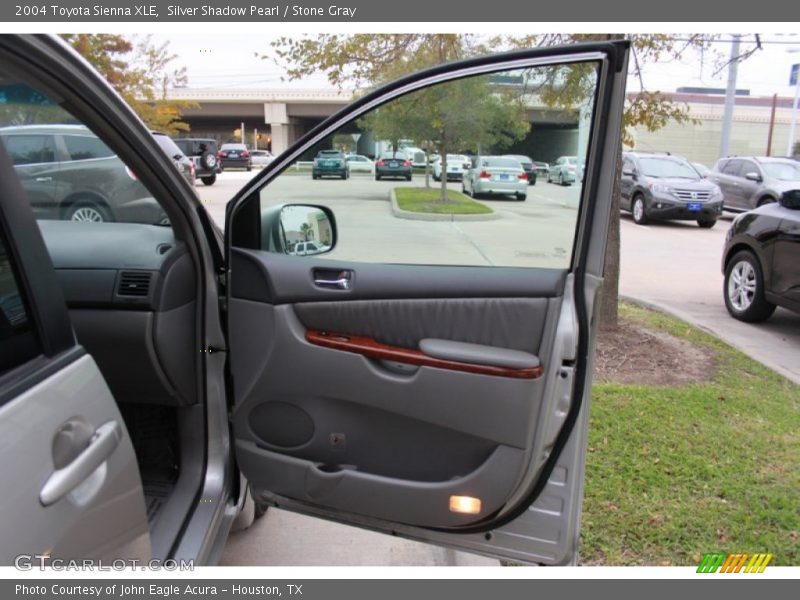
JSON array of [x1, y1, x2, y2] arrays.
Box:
[[219, 508, 499, 566]]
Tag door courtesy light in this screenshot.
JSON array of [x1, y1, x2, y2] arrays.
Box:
[[449, 496, 482, 514]]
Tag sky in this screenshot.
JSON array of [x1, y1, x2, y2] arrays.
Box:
[[150, 33, 800, 98]]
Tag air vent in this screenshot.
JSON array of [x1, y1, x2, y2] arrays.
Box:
[[117, 271, 152, 297]]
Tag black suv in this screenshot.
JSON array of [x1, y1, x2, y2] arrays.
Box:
[[173, 137, 220, 186], [621, 151, 724, 228]]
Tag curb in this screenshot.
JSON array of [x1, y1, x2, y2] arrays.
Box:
[[389, 188, 502, 222]]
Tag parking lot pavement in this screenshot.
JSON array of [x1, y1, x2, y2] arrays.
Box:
[[219, 508, 498, 566]]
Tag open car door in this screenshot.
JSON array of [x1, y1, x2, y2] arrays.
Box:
[[225, 42, 629, 565]]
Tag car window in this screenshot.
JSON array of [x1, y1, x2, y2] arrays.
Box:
[[2, 134, 56, 165], [761, 161, 800, 181], [721, 159, 743, 176], [638, 157, 700, 180], [738, 160, 760, 177], [0, 225, 40, 375], [153, 134, 185, 159], [0, 76, 172, 229], [62, 134, 115, 161], [257, 60, 600, 268]]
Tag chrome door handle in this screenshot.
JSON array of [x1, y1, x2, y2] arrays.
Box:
[[40, 421, 122, 506], [313, 269, 352, 290], [314, 277, 350, 290], [35, 177, 52, 182]]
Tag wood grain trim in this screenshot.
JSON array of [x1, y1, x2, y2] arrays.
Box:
[[305, 330, 543, 380]]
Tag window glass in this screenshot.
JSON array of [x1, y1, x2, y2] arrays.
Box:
[[257, 61, 600, 269], [722, 159, 743, 176], [3, 135, 55, 165], [761, 161, 800, 180], [0, 228, 40, 375], [63, 134, 114, 161]]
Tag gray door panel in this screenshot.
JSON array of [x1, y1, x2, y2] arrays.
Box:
[[0, 354, 151, 563], [228, 42, 629, 564]]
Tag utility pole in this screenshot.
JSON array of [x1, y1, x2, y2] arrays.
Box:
[[719, 34, 741, 159], [766, 94, 777, 156], [787, 62, 800, 156]]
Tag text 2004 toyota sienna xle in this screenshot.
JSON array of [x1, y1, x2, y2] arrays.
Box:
[[0, 35, 628, 566]]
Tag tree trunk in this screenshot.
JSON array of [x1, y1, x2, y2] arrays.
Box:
[[597, 144, 622, 331], [439, 140, 448, 202]]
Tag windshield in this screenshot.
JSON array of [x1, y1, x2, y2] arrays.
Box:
[[482, 157, 522, 169], [761, 161, 800, 181], [639, 157, 700, 180]]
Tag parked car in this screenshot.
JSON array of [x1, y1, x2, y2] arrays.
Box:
[[722, 189, 800, 322], [708, 156, 800, 212], [502, 154, 537, 185], [400, 146, 427, 168], [218, 142, 252, 171], [0, 34, 629, 567], [547, 156, 580, 185], [152, 132, 194, 187], [345, 153, 375, 173], [312, 149, 348, 179], [431, 154, 470, 181], [620, 151, 724, 228], [250, 149, 275, 168], [173, 137, 220, 185], [0, 124, 167, 224], [462, 156, 528, 200], [533, 160, 550, 179], [291, 240, 330, 256], [375, 151, 413, 181]]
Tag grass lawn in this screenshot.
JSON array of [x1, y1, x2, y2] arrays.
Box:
[[394, 187, 492, 215], [581, 302, 799, 565]]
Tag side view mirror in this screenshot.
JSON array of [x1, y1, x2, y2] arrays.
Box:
[[260, 204, 337, 255], [778, 189, 800, 210], [622, 169, 636, 178], [744, 172, 762, 182]]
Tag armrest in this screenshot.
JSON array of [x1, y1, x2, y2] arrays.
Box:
[[419, 339, 540, 370]]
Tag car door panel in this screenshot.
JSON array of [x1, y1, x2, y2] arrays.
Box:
[[227, 42, 628, 564]]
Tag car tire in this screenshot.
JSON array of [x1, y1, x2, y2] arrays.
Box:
[[375, 174, 381, 181], [201, 174, 217, 186], [66, 201, 111, 223], [246, 165, 252, 172], [433, 174, 440, 182], [631, 195, 649, 225], [200, 152, 217, 171], [757, 196, 776, 207], [697, 217, 716, 228], [406, 175, 412, 181], [516, 193, 526, 201], [724, 250, 776, 322]]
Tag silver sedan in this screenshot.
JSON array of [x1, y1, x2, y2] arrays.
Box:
[[462, 156, 528, 201]]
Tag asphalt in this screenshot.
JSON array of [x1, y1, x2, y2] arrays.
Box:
[[199, 169, 799, 566]]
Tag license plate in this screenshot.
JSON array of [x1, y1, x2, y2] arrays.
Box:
[[389, 161, 399, 167], [322, 161, 332, 166], [499, 174, 510, 180], [687, 202, 702, 211], [229, 152, 239, 158]]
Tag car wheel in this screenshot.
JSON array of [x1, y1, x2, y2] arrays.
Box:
[[246, 165, 252, 172], [724, 250, 776, 322], [631, 195, 648, 225], [200, 152, 217, 171], [66, 202, 111, 223], [697, 217, 716, 228], [312, 173, 318, 180], [559, 172, 565, 186], [406, 175, 412, 181], [201, 175, 217, 186], [757, 196, 776, 207], [375, 174, 381, 181], [516, 193, 526, 201]]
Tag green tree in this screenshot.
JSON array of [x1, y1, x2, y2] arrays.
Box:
[[61, 34, 196, 135], [267, 33, 728, 329]]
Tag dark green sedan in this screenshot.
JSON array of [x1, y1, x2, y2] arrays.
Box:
[[312, 149, 348, 179]]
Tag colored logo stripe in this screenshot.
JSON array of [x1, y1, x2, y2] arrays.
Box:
[[697, 552, 772, 573]]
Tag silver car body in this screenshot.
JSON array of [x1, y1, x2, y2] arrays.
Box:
[[464, 156, 528, 198], [709, 156, 800, 211], [345, 154, 375, 173], [432, 154, 470, 180], [548, 155, 579, 185]]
